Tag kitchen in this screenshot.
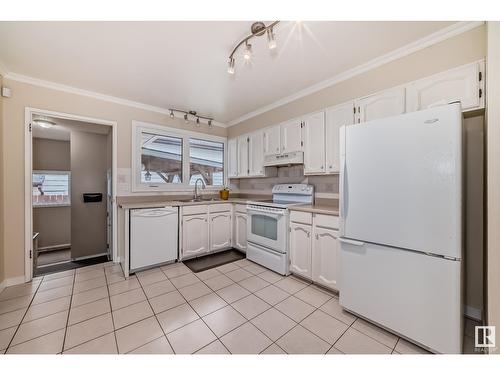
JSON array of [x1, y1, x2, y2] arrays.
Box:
[[0, 13, 499, 369]]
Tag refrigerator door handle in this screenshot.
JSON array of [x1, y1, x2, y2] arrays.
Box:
[[341, 159, 348, 219], [339, 237, 365, 246]]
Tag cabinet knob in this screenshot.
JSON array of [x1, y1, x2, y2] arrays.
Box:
[[276, 147, 279, 151], [307, 232, 310, 238], [316, 234, 319, 240], [329, 165, 333, 169], [320, 166, 324, 169]]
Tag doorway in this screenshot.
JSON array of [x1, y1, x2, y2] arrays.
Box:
[[25, 108, 117, 280]]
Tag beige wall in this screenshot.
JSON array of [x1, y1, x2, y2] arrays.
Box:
[[228, 26, 486, 137], [1, 78, 227, 281], [70, 130, 109, 259], [487, 22, 500, 352], [32, 138, 71, 249], [0, 74, 4, 285]]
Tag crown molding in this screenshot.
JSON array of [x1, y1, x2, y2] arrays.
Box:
[[3, 72, 228, 128], [227, 21, 485, 127]]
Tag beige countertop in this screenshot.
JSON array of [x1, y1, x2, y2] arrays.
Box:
[[289, 204, 340, 216], [118, 195, 270, 210]]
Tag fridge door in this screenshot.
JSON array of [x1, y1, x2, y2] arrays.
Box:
[[341, 103, 462, 259], [339, 239, 462, 354]]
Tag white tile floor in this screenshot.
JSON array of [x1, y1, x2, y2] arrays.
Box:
[[0, 258, 478, 354]]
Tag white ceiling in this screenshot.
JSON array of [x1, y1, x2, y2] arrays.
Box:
[[0, 21, 455, 124], [32, 116, 110, 141]]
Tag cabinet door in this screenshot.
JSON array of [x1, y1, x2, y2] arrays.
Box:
[[210, 212, 232, 251], [248, 131, 264, 177], [234, 212, 247, 252], [326, 102, 354, 173], [281, 119, 303, 154], [355, 87, 405, 123], [263, 125, 281, 156], [303, 111, 326, 175], [289, 223, 312, 279], [182, 214, 208, 258], [312, 227, 339, 290], [227, 138, 238, 178], [406, 61, 483, 112], [237, 136, 249, 177]]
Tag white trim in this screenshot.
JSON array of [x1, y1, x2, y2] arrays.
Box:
[[227, 21, 485, 126], [25, 107, 118, 283], [4, 73, 228, 128], [465, 305, 483, 321], [0, 275, 27, 293], [131, 120, 227, 193]]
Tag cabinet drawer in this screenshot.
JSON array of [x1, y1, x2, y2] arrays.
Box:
[[314, 214, 339, 229], [182, 204, 209, 215], [210, 203, 232, 213], [235, 204, 247, 214], [290, 210, 313, 225]]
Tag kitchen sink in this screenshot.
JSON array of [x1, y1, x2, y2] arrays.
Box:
[[178, 197, 222, 203]]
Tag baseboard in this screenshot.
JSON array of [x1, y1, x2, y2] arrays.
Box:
[[465, 305, 482, 321], [37, 243, 71, 253], [0, 275, 27, 293], [72, 252, 108, 261]]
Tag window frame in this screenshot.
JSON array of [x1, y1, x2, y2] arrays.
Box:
[[132, 121, 227, 192], [32, 170, 72, 208]]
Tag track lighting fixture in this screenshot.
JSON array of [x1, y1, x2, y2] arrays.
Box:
[[227, 21, 279, 74], [243, 42, 252, 60], [169, 109, 214, 127]]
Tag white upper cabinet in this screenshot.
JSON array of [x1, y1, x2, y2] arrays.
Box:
[[326, 102, 354, 174], [281, 119, 303, 154], [237, 136, 249, 178], [355, 87, 406, 123], [303, 111, 326, 175], [263, 125, 281, 156], [406, 61, 484, 113], [227, 138, 238, 178], [248, 131, 265, 177]]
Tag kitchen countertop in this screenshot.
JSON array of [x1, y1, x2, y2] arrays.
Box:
[[289, 204, 339, 216], [118, 195, 270, 210]]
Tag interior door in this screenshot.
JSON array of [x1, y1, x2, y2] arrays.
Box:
[[281, 119, 303, 154], [303, 111, 326, 175], [342, 104, 462, 259], [106, 169, 113, 260], [355, 87, 405, 123], [263, 125, 281, 156], [326, 102, 354, 173]]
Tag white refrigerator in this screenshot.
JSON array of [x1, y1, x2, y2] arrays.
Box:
[[339, 103, 463, 354]]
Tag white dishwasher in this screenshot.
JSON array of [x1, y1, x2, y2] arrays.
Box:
[[130, 206, 178, 273]]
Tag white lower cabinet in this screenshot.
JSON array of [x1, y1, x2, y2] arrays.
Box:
[[312, 227, 339, 290], [181, 204, 232, 259], [210, 212, 232, 251], [289, 211, 339, 291], [234, 212, 247, 252], [182, 214, 209, 258], [289, 223, 312, 279]]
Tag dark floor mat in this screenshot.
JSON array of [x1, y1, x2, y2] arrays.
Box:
[[35, 255, 110, 276], [183, 249, 245, 273]]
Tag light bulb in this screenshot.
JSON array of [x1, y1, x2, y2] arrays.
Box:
[[267, 28, 277, 50], [169, 110, 174, 119], [227, 58, 235, 74], [243, 42, 252, 60]]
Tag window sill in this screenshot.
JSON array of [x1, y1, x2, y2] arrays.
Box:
[[33, 204, 71, 208]]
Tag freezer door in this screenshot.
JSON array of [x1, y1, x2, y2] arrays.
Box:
[[341, 104, 462, 259], [339, 239, 462, 354]]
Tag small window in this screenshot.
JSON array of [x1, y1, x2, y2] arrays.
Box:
[[141, 132, 183, 184], [33, 171, 71, 207], [189, 138, 224, 186]]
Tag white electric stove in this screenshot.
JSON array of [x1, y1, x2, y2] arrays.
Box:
[[246, 184, 314, 275]]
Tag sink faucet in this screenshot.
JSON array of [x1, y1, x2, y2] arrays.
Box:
[[193, 178, 206, 200]]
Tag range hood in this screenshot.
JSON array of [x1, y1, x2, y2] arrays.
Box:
[[263, 151, 304, 167]]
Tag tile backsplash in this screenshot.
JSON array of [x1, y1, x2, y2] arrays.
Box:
[[229, 165, 339, 198]]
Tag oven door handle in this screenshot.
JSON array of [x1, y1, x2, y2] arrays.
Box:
[[246, 207, 285, 219]]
